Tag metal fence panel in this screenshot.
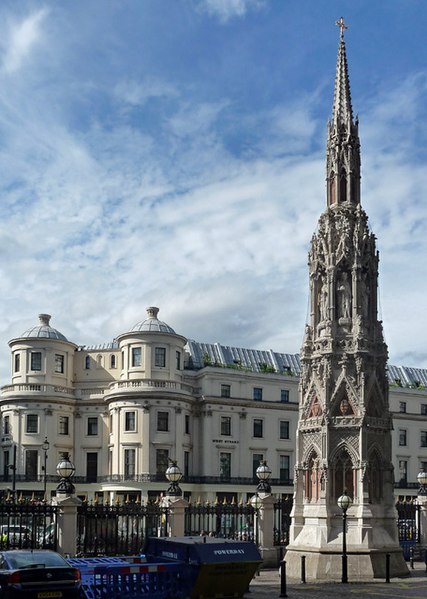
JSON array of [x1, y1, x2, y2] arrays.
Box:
[[0, 498, 58, 550], [184, 501, 258, 543], [77, 500, 169, 556]]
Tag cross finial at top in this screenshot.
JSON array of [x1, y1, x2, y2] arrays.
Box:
[[336, 16, 348, 36]]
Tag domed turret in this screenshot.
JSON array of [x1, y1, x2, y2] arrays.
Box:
[[130, 307, 176, 334], [20, 314, 68, 341]]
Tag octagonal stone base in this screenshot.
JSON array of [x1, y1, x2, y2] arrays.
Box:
[[284, 547, 409, 581]]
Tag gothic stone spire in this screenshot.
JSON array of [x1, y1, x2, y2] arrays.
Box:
[[327, 18, 361, 207]]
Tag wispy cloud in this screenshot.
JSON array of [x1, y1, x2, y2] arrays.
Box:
[[195, 0, 265, 22], [0, 8, 49, 74]]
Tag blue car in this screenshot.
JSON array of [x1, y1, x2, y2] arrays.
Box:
[[0, 550, 81, 598]]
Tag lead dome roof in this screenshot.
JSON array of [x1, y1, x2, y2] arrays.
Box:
[[130, 307, 176, 334], [19, 314, 68, 341]]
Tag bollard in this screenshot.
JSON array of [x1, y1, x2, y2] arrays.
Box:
[[301, 555, 306, 583], [279, 560, 288, 598], [385, 553, 390, 583], [410, 546, 414, 569]]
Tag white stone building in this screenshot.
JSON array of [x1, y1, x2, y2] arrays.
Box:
[[0, 308, 425, 503]]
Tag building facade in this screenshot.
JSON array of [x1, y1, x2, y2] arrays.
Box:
[[0, 308, 426, 504]]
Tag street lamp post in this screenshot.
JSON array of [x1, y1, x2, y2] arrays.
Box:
[[250, 493, 262, 545], [337, 490, 353, 584], [165, 459, 183, 497], [417, 470, 427, 495], [42, 437, 50, 501], [256, 460, 272, 493], [56, 453, 76, 496]]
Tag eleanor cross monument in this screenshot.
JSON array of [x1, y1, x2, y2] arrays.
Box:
[[285, 19, 409, 580]]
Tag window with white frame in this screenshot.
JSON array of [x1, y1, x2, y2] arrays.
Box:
[[157, 411, 169, 432], [279, 455, 290, 481], [124, 449, 136, 478], [221, 384, 231, 398], [25, 450, 38, 479], [59, 416, 69, 435], [185, 414, 190, 435], [399, 401, 406, 413], [3, 415, 10, 435], [253, 418, 263, 438], [280, 389, 289, 402], [131, 347, 142, 367], [279, 420, 290, 439], [26, 414, 38, 434], [155, 347, 166, 367], [398, 460, 408, 484], [219, 452, 231, 479], [124, 411, 136, 432], [176, 351, 181, 370], [253, 388, 263, 401], [110, 354, 116, 369], [30, 352, 42, 371], [399, 429, 407, 446], [87, 417, 98, 436], [252, 453, 263, 478], [220, 416, 231, 436], [55, 354, 64, 374], [421, 431, 427, 448], [156, 449, 169, 475], [14, 353, 20, 373], [422, 404, 427, 416]]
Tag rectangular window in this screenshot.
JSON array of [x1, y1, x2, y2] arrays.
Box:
[[185, 414, 190, 435], [14, 354, 20, 373], [30, 352, 42, 371], [279, 420, 290, 439], [59, 416, 69, 435], [124, 448, 136, 478], [398, 460, 407, 485], [86, 452, 98, 482], [124, 411, 136, 432], [221, 384, 231, 398], [280, 389, 289, 403], [157, 411, 169, 432], [3, 415, 10, 435], [399, 401, 406, 413], [25, 450, 38, 480], [55, 354, 64, 374], [3, 450, 9, 481], [422, 404, 427, 416], [253, 388, 263, 401], [155, 347, 166, 367], [421, 461, 427, 473], [87, 417, 98, 436], [184, 451, 189, 477], [421, 431, 427, 448], [219, 452, 231, 480], [176, 351, 181, 370], [252, 453, 263, 479], [279, 455, 290, 482], [399, 429, 407, 446], [26, 414, 38, 434], [131, 347, 141, 367], [156, 449, 169, 475], [220, 416, 231, 436], [253, 418, 263, 438]]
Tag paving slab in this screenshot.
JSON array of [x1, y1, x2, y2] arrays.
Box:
[[246, 562, 427, 599]]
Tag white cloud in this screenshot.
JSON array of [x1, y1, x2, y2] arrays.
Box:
[[196, 0, 265, 22], [1, 8, 49, 74]]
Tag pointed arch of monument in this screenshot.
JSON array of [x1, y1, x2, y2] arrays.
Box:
[[303, 446, 322, 503], [329, 378, 357, 417], [367, 445, 383, 502], [330, 443, 357, 500]]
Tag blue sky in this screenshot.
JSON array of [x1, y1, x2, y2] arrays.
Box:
[[0, 0, 426, 373]]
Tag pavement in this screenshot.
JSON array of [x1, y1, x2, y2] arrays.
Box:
[[246, 561, 427, 598]]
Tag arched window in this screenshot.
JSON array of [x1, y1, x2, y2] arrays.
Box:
[[110, 355, 116, 369], [305, 453, 321, 502], [85, 356, 90, 370], [332, 448, 354, 500], [96, 355, 102, 368], [339, 169, 347, 202], [368, 451, 382, 503]]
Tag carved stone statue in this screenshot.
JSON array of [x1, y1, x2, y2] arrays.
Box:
[[337, 272, 351, 318]]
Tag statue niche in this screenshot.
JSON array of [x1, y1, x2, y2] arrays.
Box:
[[336, 271, 352, 320]]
